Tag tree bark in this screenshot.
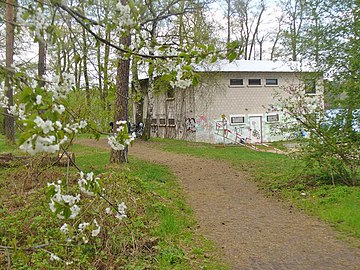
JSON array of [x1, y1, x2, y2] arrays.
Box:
[[110, 31, 131, 163], [82, 27, 90, 103], [38, 0, 46, 87], [4, 0, 15, 142]]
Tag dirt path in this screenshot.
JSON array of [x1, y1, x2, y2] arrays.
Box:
[[78, 139, 360, 270]]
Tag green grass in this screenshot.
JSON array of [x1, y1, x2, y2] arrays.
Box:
[[289, 185, 360, 239], [0, 136, 20, 154], [149, 138, 360, 243], [0, 135, 228, 269]]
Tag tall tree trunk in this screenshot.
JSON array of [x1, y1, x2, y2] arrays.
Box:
[[4, 0, 15, 142], [142, 18, 157, 141], [248, 3, 265, 60], [103, 29, 110, 106], [226, 0, 231, 44], [110, 31, 131, 163], [38, 0, 46, 87], [82, 27, 90, 103]]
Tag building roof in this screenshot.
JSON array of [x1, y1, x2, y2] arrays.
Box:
[[138, 60, 314, 80], [195, 60, 314, 73]]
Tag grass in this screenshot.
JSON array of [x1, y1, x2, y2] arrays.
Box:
[[0, 135, 228, 269], [148, 138, 360, 243]]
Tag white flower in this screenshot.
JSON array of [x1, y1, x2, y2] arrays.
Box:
[[49, 200, 56, 213], [107, 136, 125, 151], [91, 219, 101, 237], [78, 222, 90, 232], [69, 204, 80, 219], [50, 253, 60, 261], [36, 95, 42, 105], [34, 116, 54, 134], [105, 207, 111, 214], [60, 223, 69, 234], [20, 134, 60, 155], [53, 104, 65, 114], [115, 202, 127, 220]]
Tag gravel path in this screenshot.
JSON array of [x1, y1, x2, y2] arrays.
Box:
[[78, 139, 360, 270]]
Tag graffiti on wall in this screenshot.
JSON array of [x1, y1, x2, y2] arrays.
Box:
[[196, 115, 213, 133], [185, 118, 196, 132], [214, 119, 250, 144]]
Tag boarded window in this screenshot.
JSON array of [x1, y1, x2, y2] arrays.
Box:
[[230, 116, 245, 124], [168, 119, 175, 126], [266, 79, 278, 85], [159, 119, 166, 126], [248, 79, 261, 85], [267, 114, 279, 122], [151, 118, 157, 126], [230, 79, 244, 86]]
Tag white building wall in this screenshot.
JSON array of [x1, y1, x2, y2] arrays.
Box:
[[148, 70, 323, 144], [193, 72, 322, 144]]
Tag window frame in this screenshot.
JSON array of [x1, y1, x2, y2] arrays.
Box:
[[159, 118, 166, 126], [151, 118, 157, 126], [229, 78, 244, 87], [168, 118, 176, 126], [229, 115, 246, 125], [265, 78, 278, 86], [266, 114, 280, 123], [248, 78, 262, 86]]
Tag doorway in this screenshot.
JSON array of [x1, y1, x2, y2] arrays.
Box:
[[249, 116, 262, 143]]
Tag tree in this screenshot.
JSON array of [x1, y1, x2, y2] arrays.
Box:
[[110, 0, 131, 163], [4, 0, 15, 142], [231, 0, 266, 60], [38, 0, 46, 87], [275, 0, 360, 186], [279, 0, 305, 61]]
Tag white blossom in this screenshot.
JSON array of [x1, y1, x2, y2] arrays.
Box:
[[78, 171, 101, 196], [19, 134, 60, 155], [34, 116, 54, 134], [78, 222, 90, 232], [91, 219, 101, 237], [116, 120, 127, 125], [115, 202, 127, 220], [50, 253, 60, 261], [107, 136, 125, 151], [60, 223, 69, 234], [53, 104, 65, 114], [36, 95, 42, 105]]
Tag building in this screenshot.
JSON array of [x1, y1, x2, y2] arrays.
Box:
[[139, 60, 323, 144]]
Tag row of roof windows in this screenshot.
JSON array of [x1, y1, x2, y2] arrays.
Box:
[[229, 78, 317, 94], [230, 78, 278, 86]]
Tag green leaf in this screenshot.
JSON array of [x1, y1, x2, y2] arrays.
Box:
[[63, 207, 71, 219]]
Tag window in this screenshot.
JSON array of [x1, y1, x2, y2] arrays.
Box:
[[230, 115, 245, 125], [266, 114, 279, 122], [305, 79, 316, 94], [168, 119, 175, 126], [248, 79, 261, 85], [266, 79, 278, 86], [159, 118, 166, 126], [230, 79, 244, 86], [151, 118, 157, 126]]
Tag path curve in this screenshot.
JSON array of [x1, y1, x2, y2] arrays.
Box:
[[78, 139, 360, 270]]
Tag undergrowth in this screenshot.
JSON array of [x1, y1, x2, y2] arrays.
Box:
[[0, 137, 227, 269]]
